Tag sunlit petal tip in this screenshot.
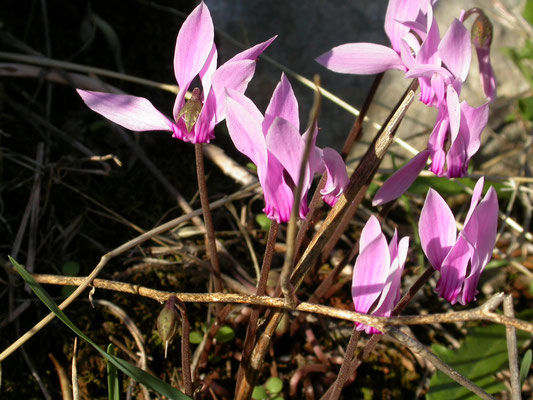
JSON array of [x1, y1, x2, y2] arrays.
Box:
[[316, 43, 405, 75], [76, 90, 174, 133], [372, 150, 430, 206], [174, 2, 215, 87]]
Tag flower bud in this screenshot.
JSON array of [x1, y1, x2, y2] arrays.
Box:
[[156, 297, 180, 358], [471, 13, 493, 50]]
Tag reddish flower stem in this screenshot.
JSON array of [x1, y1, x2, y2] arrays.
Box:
[[194, 143, 222, 296]]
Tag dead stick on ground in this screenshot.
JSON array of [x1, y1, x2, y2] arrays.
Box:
[[15, 274, 533, 334]]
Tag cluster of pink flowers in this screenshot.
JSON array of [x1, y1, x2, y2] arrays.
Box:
[[316, 0, 499, 328], [76, 1, 500, 334], [317, 0, 495, 206]]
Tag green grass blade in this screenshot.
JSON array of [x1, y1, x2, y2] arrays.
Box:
[[107, 344, 120, 400], [9, 256, 191, 400], [520, 349, 532, 389]]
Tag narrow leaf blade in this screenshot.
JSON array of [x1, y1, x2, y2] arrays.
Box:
[[9, 256, 191, 400]]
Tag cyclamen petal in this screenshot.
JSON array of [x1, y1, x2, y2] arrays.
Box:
[[321, 147, 349, 206], [438, 19, 472, 82], [419, 189, 457, 270], [76, 90, 174, 132], [419, 178, 499, 305], [384, 0, 422, 53], [173, 2, 214, 88], [316, 43, 406, 75], [263, 73, 300, 134], [352, 216, 408, 334], [372, 150, 430, 206]]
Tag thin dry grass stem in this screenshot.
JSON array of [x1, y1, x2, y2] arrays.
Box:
[[49, 353, 72, 400], [0, 51, 179, 93], [236, 221, 279, 393], [280, 75, 322, 308], [226, 203, 261, 281], [385, 327, 497, 400], [93, 299, 148, 370], [0, 185, 256, 362], [71, 338, 79, 400], [504, 295, 521, 400], [20, 344, 51, 400], [195, 143, 223, 302]]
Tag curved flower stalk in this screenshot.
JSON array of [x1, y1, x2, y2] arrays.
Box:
[[352, 216, 408, 334], [419, 177, 498, 304], [77, 2, 275, 144], [225, 74, 348, 223]]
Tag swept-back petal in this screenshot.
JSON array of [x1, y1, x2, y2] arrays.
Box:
[[476, 47, 496, 101], [439, 19, 471, 82], [199, 43, 218, 95], [416, 5, 441, 66], [419, 188, 457, 270], [320, 147, 349, 206], [352, 226, 390, 321], [211, 59, 257, 122], [428, 107, 449, 176], [191, 88, 216, 143], [262, 154, 295, 223], [266, 117, 308, 193], [372, 150, 430, 206], [359, 215, 383, 254], [436, 236, 471, 304], [385, 0, 422, 52], [447, 85, 461, 143], [465, 177, 485, 225], [460, 187, 498, 304], [77, 90, 174, 132], [462, 101, 489, 160], [316, 43, 405, 75], [174, 2, 214, 87], [224, 89, 267, 173], [227, 36, 277, 63], [264, 73, 299, 134]]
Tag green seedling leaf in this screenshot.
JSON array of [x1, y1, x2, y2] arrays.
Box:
[[107, 344, 120, 400], [62, 261, 80, 276], [271, 397, 284, 400], [189, 331, 203, 344], [427, 316, 533, 400], [215, 325, 235, 343], [9, 256, 191, 400], [265, 376, 283, 394], [251, 386, 268, 400], [518, 96, 533, 121], [256, 214, 272, 230], [520, 349, 532, 389]]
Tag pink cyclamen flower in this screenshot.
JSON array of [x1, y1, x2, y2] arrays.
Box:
[[352, 215, 408, 334], [224, 74, 348, 223], [419, 177, 498, 304], [372, 98, 489, 206], [77, 2, 275, 144]]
